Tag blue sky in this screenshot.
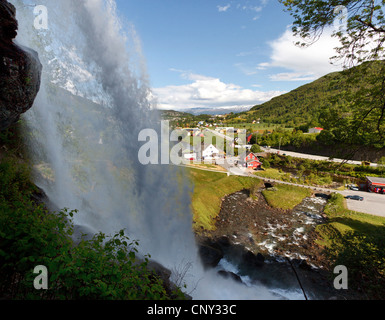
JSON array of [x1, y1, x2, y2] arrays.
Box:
[[115, 0, 343, 111]]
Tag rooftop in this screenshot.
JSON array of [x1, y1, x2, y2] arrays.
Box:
[[366, 176, 385, 185]]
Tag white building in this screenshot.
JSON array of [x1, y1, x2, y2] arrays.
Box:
[[202, 144, 223, 160], [308, 127, 324, 134]]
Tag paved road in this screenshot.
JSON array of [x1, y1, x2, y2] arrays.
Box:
[[262, 147, 378, 167], [339, 190, 385, 217], [204, 128, 235, 142]]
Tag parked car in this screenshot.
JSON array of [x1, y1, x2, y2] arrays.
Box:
[[345, 195, 364, 201], [349, 186, 359, 191]]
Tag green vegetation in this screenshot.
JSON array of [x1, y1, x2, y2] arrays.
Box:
[[250, 144, 262, 153], [261, 184, 312, 210], [263, 153, 385, 184], [159, 110, 196, 127], [256, 158, 334, 187], [0, 126, 184, 300], [249, 71, 342, 127], [246, 61, 385, 151], [224, 122, 287, 132], [278, 0, 385, 151], [256, 128, 318, 149], [255, 168, 293, 182], [188, 168, 262, 231], [316, 193, 385, 299]]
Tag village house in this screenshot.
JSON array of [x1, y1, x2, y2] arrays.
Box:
[[308, 127, 324, 134], [238, 151, 262, 169], [366, 176, 385, 193], [201, 143, 225, 161]]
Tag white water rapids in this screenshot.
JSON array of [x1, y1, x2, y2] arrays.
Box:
[[12, 0, 293, 300]]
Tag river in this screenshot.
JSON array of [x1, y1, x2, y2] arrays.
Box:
[[198, 190, 358, 300]]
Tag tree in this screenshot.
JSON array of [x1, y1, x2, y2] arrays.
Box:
[[251, 144, 262, 153], [249, 134, 257, 145], [280, 0, 385, 154], [280, 0, 385, 66], [378, 156, 385, 174]]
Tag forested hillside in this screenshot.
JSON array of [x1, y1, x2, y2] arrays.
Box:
[[248, 60, 384, 128]]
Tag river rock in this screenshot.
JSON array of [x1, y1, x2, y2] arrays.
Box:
[[0, 0, 42, 131], [293, 258, 313, 271], [217, 235, 231, 247], [217, 270, 243, 283], [243, 250, 265, 268], [198, 242, 224, 269]]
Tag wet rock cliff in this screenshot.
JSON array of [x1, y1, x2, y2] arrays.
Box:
[[0, 0, 42, 131]]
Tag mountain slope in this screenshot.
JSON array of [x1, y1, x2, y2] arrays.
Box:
[[248, 60, 384, 127]]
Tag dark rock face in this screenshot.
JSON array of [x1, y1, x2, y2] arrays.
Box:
[[217, 270, 243, 283], [198, 240, 224, 269], [242, 250, 265, 268], [0, 0, 42, 131]]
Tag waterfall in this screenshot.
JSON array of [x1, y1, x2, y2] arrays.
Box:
[[12, 0, 278, 300]]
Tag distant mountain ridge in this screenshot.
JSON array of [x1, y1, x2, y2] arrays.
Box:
[[176, 105, 253, 115]]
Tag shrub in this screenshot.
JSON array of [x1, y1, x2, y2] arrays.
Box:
[[250, 144, 262, 153], [0, 157, 180, 300], [325, 230, 385, 299]]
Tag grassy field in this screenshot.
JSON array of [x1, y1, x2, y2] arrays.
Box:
[[261, 183, 312, 210], [315, 193, 385, 298], [185, 163, 227, 172], [316, 193, 385, 247], [255, 167, 334, 187], [255, 168, 293, 181], [187, 168, 262, 231]]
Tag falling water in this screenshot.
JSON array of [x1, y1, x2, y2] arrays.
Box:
[[13, 0, 278, 300]]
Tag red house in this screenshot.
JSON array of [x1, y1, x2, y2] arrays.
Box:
[[367, 176, 385, 193], [240, 151, 262, 169]]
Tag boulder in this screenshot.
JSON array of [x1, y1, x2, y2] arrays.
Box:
[[198, 242, 224, 269], [217, 270, 243, 283], [216, 235, 231, 247], [293, 258, 313, 271], [242, 250, 265, 268], [0, 0, 42, 131], [225, 244, 265, 268]]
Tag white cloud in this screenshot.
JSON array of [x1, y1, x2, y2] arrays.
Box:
[[263, 26, 344, 81], [234, 61, 271, 76], [250, 6, 263, 12], [217, 4, 231, 12], [152, 72, 285, 111], [234, 63, 259, 76], [222, 1, 267, 20], [258, 62, 270, 70]]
